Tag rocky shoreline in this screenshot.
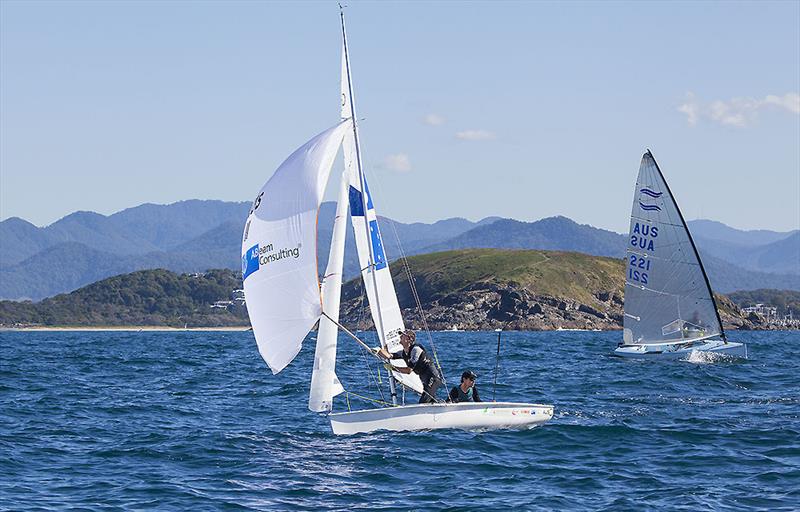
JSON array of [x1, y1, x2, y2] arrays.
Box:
[[341, 281, 766, 332]]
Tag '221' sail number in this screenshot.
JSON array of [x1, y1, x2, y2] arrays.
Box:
[[628, 255, 651, 284]]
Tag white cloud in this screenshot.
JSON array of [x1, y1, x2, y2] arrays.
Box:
[[455, 129, 496, 141], [764, 93, 800, 114], [380, 153, 411, 172], [677, 93, 699, 126], [423, 113, 445, 126], [678, 92, 800, 128]]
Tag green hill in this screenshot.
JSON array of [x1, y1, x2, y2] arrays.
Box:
[[728, 289, 800, 316], [341, 248, 753, 331], [2, 249, 760, 330], [385, 248, 623, 309], [0, 269, 248, 327]]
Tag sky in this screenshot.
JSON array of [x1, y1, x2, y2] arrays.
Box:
[[1, 0, 799, 233]]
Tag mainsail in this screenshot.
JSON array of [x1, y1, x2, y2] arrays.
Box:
[[242, 120, 352, 373], [340, 18, 424, 396], [623, 151, 724, 345], [340, 45, 405, 354]]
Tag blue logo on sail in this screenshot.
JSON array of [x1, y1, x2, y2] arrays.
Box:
[[639, 202, 662, 212], [242, 244, 259, 280], [639, 188, 663, 198]]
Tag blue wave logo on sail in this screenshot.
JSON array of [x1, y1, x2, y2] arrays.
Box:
[[639, 188, 663, 198], [639, 202, 662, 212]]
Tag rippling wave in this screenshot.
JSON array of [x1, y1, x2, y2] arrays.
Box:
[[1, 330, 798, 510]]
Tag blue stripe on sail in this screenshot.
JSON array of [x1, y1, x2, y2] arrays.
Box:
[[242, 244, 259, 280], [348, 182, 375, 217], [639, 202, 662, 212], [349, 186, 364, 216], [369, 219, 387, 270], [639, 188, 663, 198]]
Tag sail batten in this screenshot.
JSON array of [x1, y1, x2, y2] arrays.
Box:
[[623, 151, 723, 345]]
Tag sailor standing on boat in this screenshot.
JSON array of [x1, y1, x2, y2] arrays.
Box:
[[377, 330, 442, 404]]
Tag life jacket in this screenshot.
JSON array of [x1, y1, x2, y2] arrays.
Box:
[[449, 384, 480, 403], [397, 342, 439, 379], [452, 385, 474, 402]]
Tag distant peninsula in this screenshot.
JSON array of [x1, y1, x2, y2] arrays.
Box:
[[341, 249, 765, 331], [2, 249, 794, 331], [0, 269, 249, 328]]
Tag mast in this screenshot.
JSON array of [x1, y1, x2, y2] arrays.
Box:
[[646, 150, 727, 342], [339, 8, 400, 403]]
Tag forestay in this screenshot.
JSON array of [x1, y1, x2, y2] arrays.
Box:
[[241, 120, 352, 373], [623, 151, 723, 345]]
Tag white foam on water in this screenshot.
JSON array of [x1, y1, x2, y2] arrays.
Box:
[[684, 350, 732, 364]]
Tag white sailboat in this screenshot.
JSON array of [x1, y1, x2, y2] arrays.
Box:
[[241, 10, 554, 435], [614, 151, 747, 359]]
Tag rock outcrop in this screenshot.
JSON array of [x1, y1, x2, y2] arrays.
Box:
[[340, 249, 757, 331]]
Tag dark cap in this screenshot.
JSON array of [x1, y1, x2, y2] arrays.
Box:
[[461, 370, 477, 381]]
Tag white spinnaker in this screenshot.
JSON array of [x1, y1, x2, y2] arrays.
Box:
[[242, 120, 351, 373], [340, 39, 423, 394], [623, 152, 722, 345], [308, 169, 348, 412]]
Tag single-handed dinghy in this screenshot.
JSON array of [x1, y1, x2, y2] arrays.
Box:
[[614, 151, 747, 359], [241, 11, 553, 435]]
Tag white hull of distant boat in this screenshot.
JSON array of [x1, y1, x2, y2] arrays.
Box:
[[613, 338, 747, 359], [329, 402, 554, 435]]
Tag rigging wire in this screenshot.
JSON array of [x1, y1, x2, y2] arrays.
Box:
[[492, 328, 503, 401], [368, 169, 447, 388], [354, 273, 386, 404], [325, 310, 445, 405]]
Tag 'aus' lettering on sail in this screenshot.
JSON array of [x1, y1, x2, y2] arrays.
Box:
[[628, 222, 659, 285], [630, 222, 658, 252]]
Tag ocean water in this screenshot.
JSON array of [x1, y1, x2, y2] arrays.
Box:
[[1, 330, 798, 511]]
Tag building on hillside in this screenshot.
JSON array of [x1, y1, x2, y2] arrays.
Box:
[[742, 304, 778, 320], [231, 289, 246, 305]]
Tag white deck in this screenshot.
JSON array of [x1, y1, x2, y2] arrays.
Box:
[[329, 401, 554, 435], [613, 338, 747, 359]]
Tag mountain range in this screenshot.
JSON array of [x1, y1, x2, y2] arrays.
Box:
[[1, 199, 797, 300]]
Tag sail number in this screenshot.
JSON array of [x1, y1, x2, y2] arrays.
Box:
[[249, 192, 264, 215], [628, 255, 651, 284]]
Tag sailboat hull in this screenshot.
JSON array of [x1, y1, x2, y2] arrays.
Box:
[[613, 338, 747, 359], [329, 401, 554, 435]]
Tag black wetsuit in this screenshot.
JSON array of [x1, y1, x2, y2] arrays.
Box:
[[391, 342, 442, 404], [448, 384, 481, 403]]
